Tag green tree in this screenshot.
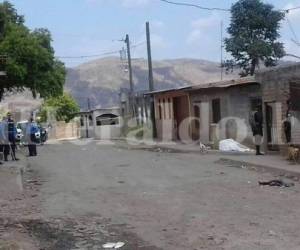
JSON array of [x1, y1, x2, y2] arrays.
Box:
[[0, 1, 65, 100], [40, 93, 80, 123], [224, 0, 285, 76]]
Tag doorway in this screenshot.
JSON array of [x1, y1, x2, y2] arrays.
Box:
[[192, 103, 200, 141], [265, 102, 279, 151], [173, 96, 189, 141]]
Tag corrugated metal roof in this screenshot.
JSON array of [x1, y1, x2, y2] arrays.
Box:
[[144, 85, 193, 95], [188, 76, 258, 90], [144, 77, 258, 95]]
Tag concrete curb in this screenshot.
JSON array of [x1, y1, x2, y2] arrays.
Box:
[[219, 157, 300, 180]]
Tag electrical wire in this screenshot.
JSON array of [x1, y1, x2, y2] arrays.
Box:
[[56, 50, 120, 59], [159, 0, 230, 11], [286, 16, 300, 45], [285, 6, 300, 12], [159, 0, 300, 13], [56, 41, 146, 60]]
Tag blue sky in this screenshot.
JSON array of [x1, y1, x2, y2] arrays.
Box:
[[8, 0, 300, 67]]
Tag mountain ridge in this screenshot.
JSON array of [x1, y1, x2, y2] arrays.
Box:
[[65, 57, 237, 109]]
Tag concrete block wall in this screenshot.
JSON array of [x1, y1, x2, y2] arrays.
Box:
[[256, 63, 300, 151]]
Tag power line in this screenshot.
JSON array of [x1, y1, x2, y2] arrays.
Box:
[[56, 50, 120, 59], [159, 0, 300, 13], [286, 16, 300, 46], [285, 53, 300, 60], [159, 0, 230, 11], [285, 6, 300, 12]]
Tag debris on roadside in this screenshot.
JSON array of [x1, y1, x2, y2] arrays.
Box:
[[258, 179, 295, 187], [219, 139, 253, 152]]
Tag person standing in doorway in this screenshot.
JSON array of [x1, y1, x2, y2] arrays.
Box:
[[252, 106, 264, 155], [284, 100, 292, 144]]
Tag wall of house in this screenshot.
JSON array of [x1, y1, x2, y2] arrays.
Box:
[[154, 91, 190, 142], [190, 89, 228, 145], [154, 93, 175, 141], [256, 64, 300, 151], [190, 84, 261, 146], [53, 121, 80, 140], [79, 114, 94, 138], [92, 109, 121, 140], [226, 85, 261, 145]]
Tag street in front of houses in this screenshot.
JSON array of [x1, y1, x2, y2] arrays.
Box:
[[1, 141, 300, 250]]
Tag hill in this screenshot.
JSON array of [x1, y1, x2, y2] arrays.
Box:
[[65, 57, 237, 109]]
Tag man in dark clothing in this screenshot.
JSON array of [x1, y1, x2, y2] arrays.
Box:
[[284, 114, 292, 143], [284, 100, 292, 144], [27, 118, 39, 157], [252, 106, 264, 155], [4, 112, 19, 161]]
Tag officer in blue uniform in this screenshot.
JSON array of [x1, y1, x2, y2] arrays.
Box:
[[27, 118, 39, 157]]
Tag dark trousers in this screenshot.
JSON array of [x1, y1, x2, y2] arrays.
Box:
[[28, 144, 37, 156], [0, 145, 3, 161], [3, 143, 16, 160]]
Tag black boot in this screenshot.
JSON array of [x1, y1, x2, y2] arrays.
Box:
[[256, 146, 264, 155]]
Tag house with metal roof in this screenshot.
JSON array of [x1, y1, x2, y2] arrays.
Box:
[[146, 77, 261, 147]]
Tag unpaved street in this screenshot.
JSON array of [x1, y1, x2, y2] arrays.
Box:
[[2, 140, 300, 250]]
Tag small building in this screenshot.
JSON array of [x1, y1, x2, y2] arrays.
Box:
[[79, 107, 121, 140], [256, 63, 300, 153], [148, 78, 261, 147]]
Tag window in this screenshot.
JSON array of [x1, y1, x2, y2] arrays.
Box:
[[80, 117, 84, 127], [212, 98, 221, 124], [96, 114, 119, 126], [250, 98, 262, 111]]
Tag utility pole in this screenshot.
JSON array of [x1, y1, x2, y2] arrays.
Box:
[[146, 22, 154, 92], [220, 20, 224, 81], [146, 22, 157, 138], [124, 34, 135, 118], [125, 34, 134, 94], [87, 98, 91, 111]]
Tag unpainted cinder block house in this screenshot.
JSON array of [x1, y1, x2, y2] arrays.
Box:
[[255, 63, 300, 153], [149, 77, 261, 146]]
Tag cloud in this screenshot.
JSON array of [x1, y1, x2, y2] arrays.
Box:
[[187, 13, 221, 45]]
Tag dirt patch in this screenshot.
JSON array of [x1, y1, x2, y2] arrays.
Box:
[[216, 158, 300, 182], [1, 217, 162, 250]]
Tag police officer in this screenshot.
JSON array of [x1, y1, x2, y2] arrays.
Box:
[[27, 118, 38, 157], [4, 112, 19, 161]]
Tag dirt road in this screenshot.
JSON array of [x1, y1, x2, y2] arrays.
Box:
[[1, 140, 300, 250]]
